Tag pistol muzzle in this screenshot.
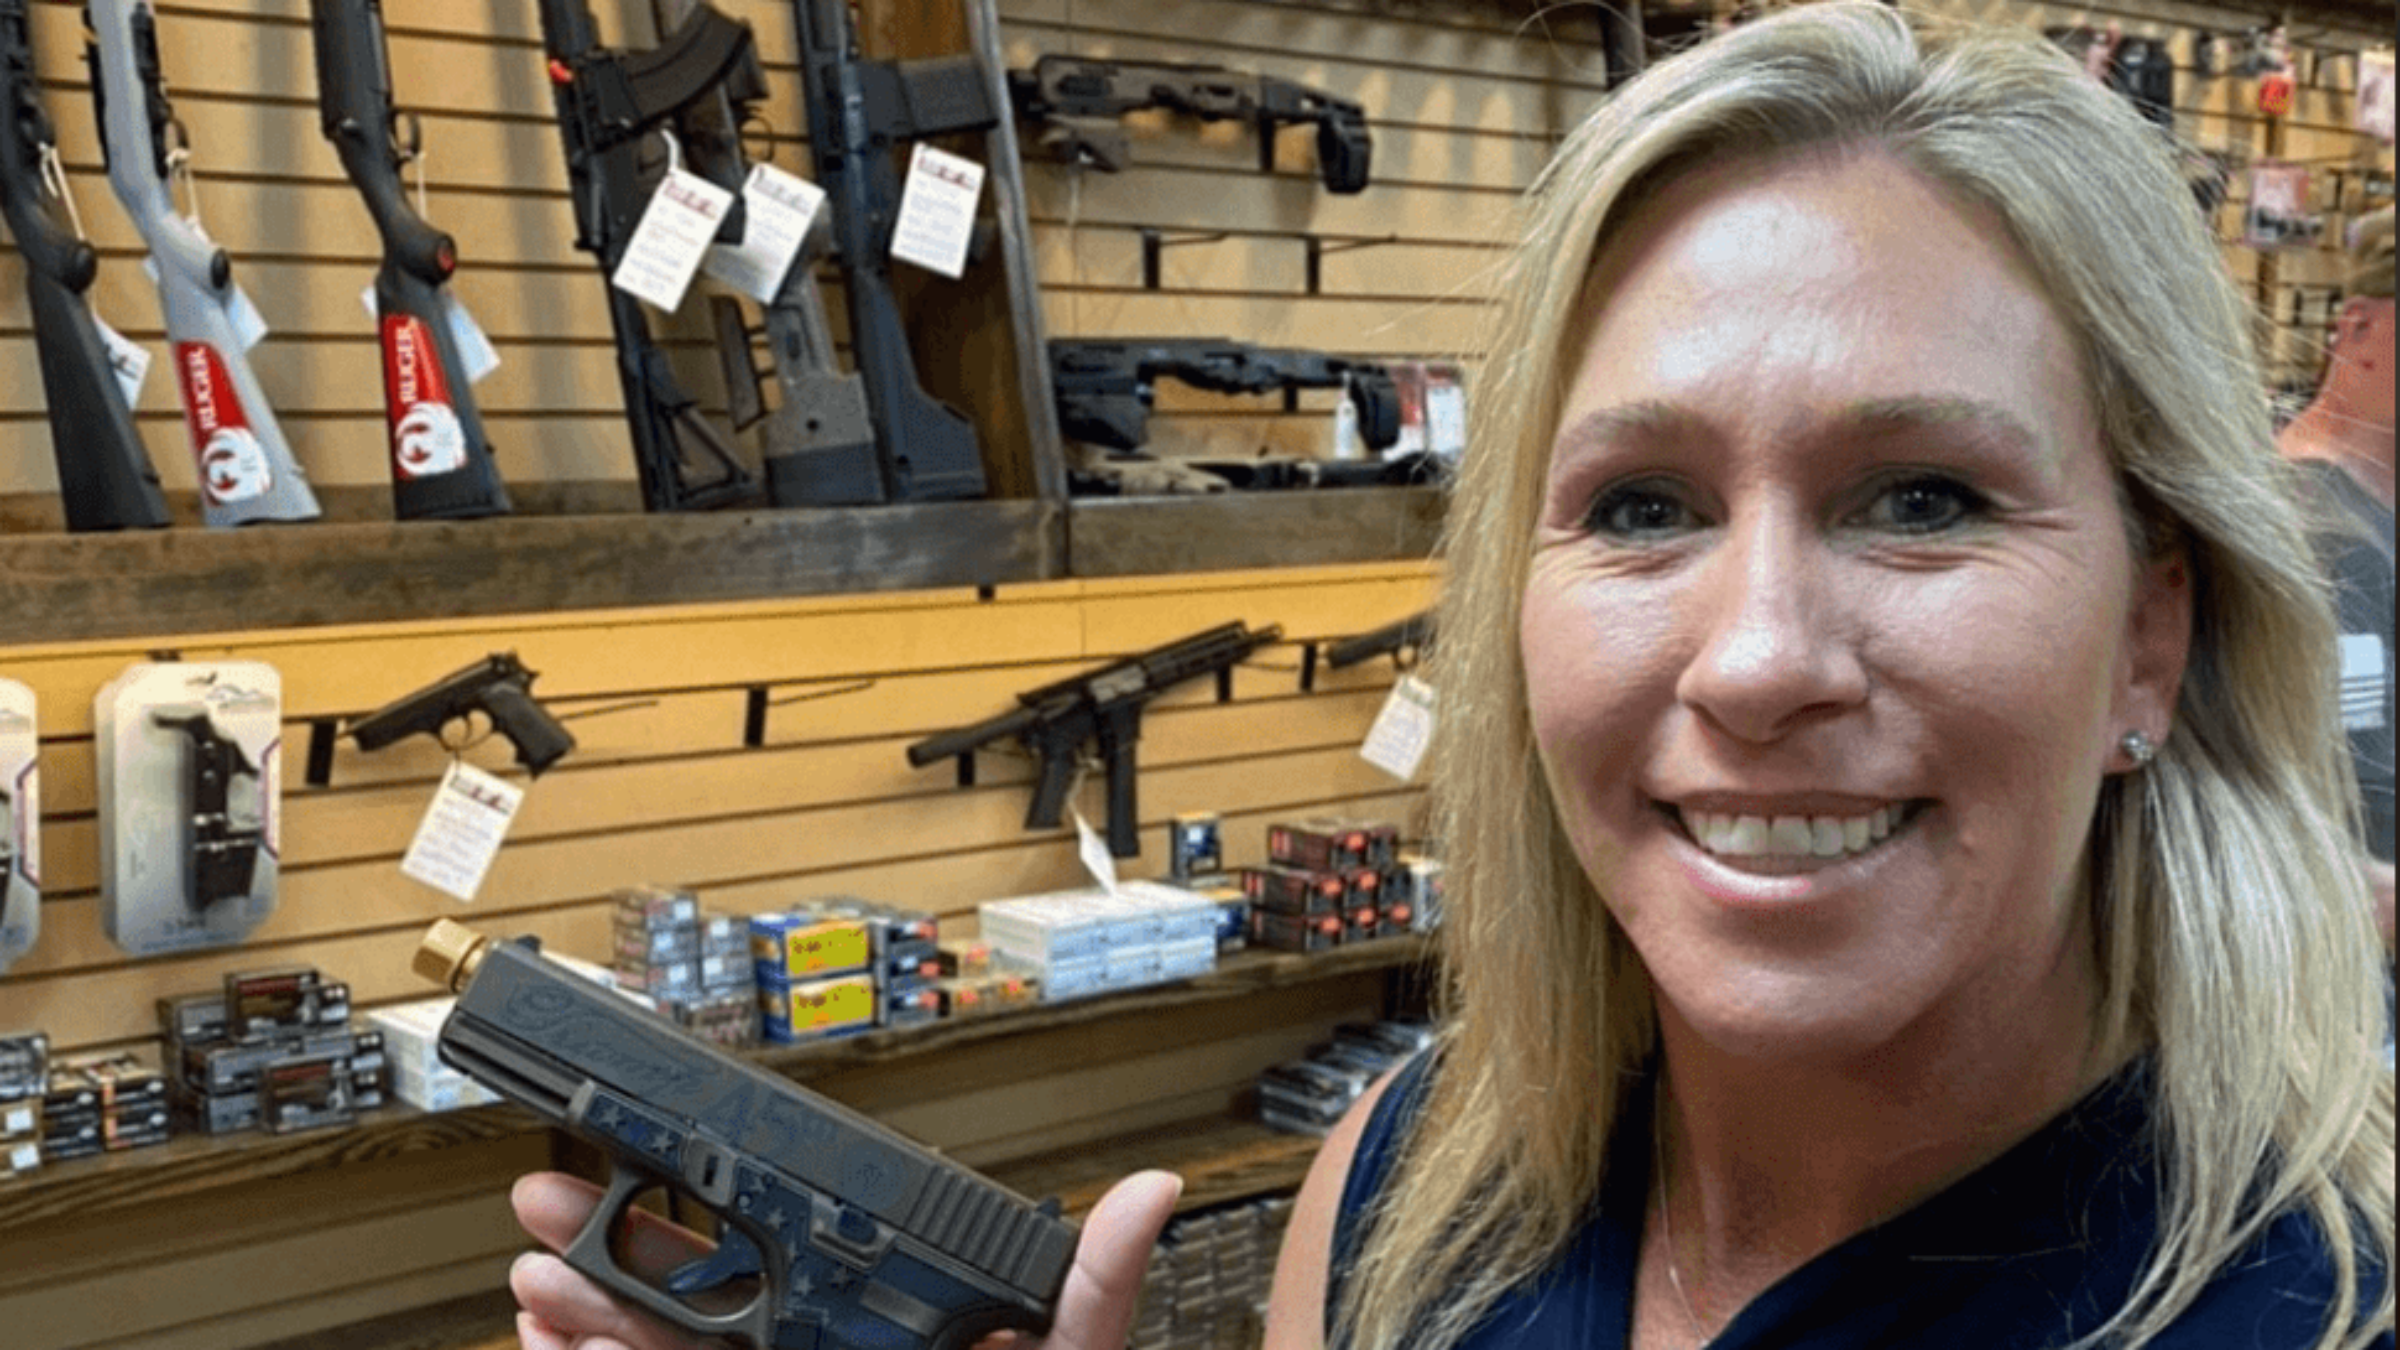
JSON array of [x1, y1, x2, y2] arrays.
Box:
[[415, 918, 492, 992]]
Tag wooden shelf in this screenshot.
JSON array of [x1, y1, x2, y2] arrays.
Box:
[[0, 486, 1443, 644], [0, 500, 1066, 645], [0, 936, 1432, 1230], [1066, 487, 1443, 579]]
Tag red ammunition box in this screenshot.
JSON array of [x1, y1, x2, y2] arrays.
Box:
[[1252, 909, 1343, 954], [1241, 866, 1346, 917]]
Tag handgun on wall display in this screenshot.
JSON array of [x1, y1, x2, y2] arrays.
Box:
[[416, 919, 1080, 1350], [907, 621, 1283, 857], [346, 653, 575, 778]]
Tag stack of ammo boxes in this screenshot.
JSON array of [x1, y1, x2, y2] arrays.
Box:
[[162, 965, 386, 1136], [612, 886, 758, 1048]]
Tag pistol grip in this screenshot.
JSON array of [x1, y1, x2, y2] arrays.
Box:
[[482, 682, 575, 777]]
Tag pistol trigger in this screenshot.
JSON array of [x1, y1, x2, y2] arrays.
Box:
[[664, 1226, 763, 1296]]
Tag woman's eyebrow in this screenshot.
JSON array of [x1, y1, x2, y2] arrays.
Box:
[[1551, 396, 2046, 462]]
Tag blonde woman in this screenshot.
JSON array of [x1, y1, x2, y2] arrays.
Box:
[[506, 7, 2392, 1349]]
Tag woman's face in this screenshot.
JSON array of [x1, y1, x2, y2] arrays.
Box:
[[1522, 151, 2189, 1065]]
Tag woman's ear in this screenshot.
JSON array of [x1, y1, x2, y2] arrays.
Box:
[[2116, 544, 2194, 750]]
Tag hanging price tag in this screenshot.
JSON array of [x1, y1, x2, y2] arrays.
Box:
[[1075, 807, 1121, 896], [890, 144, 983, 279], [93, 313, 150, 408], [440, 293, 501, 384], [704, 162, 824, 302], [400, 760, 523, 902], [1360, 675, 1438, 781], [611, 167, 735, 312]]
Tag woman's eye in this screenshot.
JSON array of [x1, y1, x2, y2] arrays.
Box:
[[1858, 475, 1987, 534], [1584, 482, 1700, 538]]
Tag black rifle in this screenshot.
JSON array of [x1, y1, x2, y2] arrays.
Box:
[[907, 621, 1282, 858], [417, 919, 1079, 1348], [151, 708, 264, 914], [1049, 339, 1400, 455], [537, 0, 760, 511], [0, 1, 169, 531], [1007, 56, 1370, 193], [644, 0, 880, 507], [346, 652, 575, 777], [788, 0, 997, 503], [312, 0, 510, 520]]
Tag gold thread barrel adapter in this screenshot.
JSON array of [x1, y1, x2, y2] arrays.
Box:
[[414, 918, 493, 992]]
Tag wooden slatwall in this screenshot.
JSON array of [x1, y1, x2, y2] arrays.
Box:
[[0, 2, 1548, 1342]]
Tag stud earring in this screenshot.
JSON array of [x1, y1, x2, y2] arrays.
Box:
[[2120, 730, 2157, 769]]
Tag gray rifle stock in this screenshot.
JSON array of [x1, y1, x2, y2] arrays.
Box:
[[85, 0, 319, 525]]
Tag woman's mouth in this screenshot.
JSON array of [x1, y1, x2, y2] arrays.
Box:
[[1666, 800, 1930, 874]]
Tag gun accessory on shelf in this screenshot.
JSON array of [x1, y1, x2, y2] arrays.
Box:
[[789, 0, 998, 503], [643, 0, 881, 509], [1049, 338, 1400, 455], [537, 0, 761, 512], [1325, 610, 1434, 671], [1007, 55, 1370, 194], [417, 919, 1079, 1350], [85, 0, 321, 525], [907, 621, 1283, 858], [150, 706, 265, 914], [346, 652, 575, 777], [0, 0, 170, 531], [311, 0, 510, 520]]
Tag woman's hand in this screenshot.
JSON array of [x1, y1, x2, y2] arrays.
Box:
[[509, 1168, 1185, 1350]]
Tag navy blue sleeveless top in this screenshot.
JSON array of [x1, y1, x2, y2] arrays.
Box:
[[1328, 1054, 2389, 1348]]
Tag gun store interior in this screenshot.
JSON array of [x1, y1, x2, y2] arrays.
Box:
[[0, 0, 2386, 1346]]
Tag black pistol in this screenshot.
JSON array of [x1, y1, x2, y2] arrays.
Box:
[[347, 653, 574, 777], [150, 707, 265, 914], [416, 920, 1079, 1350]]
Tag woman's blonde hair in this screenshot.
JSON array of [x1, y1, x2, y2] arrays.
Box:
[[1338, 6, 2395, 1348]]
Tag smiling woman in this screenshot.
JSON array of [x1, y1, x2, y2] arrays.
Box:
[[1296, 5, 2395, 1350]]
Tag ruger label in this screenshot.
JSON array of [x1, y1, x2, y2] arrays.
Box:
[[382, 313, 466, 479], [176, 343, 272, 504]]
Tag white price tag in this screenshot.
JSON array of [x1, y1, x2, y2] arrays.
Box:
[[1331, 382, 1366, 460], [225, 283, 270, 352], [1360, 675, 1438, 781], [611, 167, 736, 312], [400, 760, 524, 903], [93, 314, 150, 408], [1425, 382, 1467, 460], [1075, 807, 1121, 896], [890, 144, 983, 279], [704, 162, 824, 303], [441, 293, 502, 385]]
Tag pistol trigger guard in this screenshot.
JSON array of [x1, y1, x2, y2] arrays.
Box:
[[559, 1160, 772, 1347]]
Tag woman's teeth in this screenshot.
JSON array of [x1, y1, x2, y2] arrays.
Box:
[[1678, 805, 1908, 860]]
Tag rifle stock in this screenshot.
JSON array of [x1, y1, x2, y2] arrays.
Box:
[[86, 0, 320, 526], [311, 0, 511, 520], [537, 0, 761, 512], [0, 0, 170, 531]]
